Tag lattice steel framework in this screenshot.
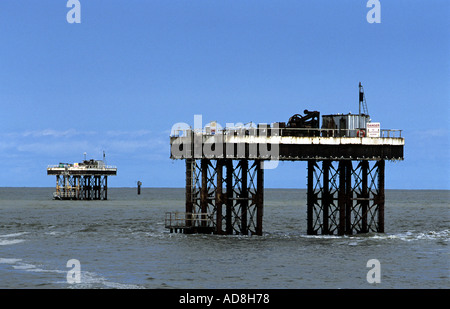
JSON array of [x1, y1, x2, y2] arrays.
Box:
[[307, 160, 385, 235], [55, 175, 108, 200], [185, 159, 264, 235]]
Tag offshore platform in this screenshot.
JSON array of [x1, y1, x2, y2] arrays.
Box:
[[166, 83, 404, 236], [47, 154, 117, 200]]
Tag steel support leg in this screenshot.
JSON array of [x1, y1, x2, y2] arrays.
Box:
[[103, 176, 108, 200], [240, 160, 248, 235], [255, 160, 264, 236], [322, 160, 331, 235], [216, 159, 224, 234], [361, 160, 369, 233], [338, 161, 346, 236], [226, 160, 233, 234], [185, 159, 194, 228], [345, 161, 353, 235], [200, 159, 209, 227], [307, 160, 316, 235], [377, 160, 385, 233]]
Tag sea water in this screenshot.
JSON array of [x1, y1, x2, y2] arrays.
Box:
[[0, 188, 448, 289]]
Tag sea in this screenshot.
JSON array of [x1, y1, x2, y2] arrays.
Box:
[[0, 187, 448, 289]]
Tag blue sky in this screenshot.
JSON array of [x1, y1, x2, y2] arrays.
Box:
[[0, 0, 448, 189]]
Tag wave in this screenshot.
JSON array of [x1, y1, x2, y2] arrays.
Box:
[[69, 271, 144, 289], [0, 258, 22, 264], [0, 239, 25, 246], [373, 229, 450, 242], [0, 232, 28, 238], [262, 229, 450, 243], [0, 232, 28, 246], [0, 257, 143, 289]]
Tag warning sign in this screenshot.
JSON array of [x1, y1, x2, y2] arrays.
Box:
[[367, 122, 380, 138]]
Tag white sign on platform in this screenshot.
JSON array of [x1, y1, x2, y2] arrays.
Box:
[[367, 122, 380, 137]]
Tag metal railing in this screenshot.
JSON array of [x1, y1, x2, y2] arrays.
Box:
[[171, 127, 403, 138], [48, 165, 117, 169], [53, 191, 77, 199], [165, 212, 214, 229], [380, 129, 402, 138]]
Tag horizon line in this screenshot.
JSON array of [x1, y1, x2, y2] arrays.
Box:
[[0, 186, 448, 191]]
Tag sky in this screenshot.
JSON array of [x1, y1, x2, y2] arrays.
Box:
[[0, 0, 449, 189]]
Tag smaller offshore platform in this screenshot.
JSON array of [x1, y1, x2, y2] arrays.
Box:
[[166, 83, 404, 236], [47, 155, 117, 200]]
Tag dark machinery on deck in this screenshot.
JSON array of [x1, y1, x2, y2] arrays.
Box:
[[287, 109, 320, 129], [284, 109, 320, 136]]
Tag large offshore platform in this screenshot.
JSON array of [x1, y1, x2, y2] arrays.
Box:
[[166, 83, 404, 236], [47, 156, 117, 200]]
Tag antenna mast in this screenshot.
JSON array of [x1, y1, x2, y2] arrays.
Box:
[[359, 82, 369, 129]]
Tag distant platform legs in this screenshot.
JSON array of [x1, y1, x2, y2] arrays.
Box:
[[54, 174, 109, 200]]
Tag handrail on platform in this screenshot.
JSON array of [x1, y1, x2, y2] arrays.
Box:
[[165, 212, 214, 229], [171, 127, 403, 138]]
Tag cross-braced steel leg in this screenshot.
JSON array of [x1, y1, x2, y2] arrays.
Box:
[[54, 173, 109, 200], [223, 160, 264, 235], [307, 160, 341, 235], [307, 160, 385, 235], [349, 160, 385, 234], [184, 158, 264, 235]]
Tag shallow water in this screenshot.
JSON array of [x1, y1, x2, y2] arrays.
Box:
[[0, 188, 448, 288]]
